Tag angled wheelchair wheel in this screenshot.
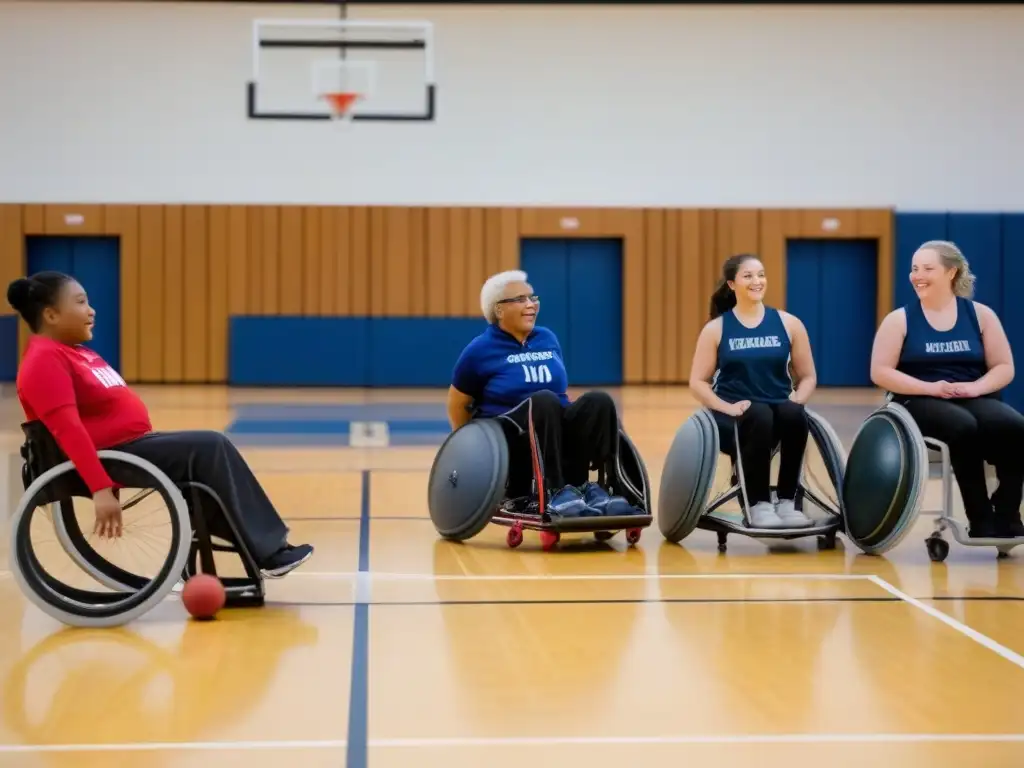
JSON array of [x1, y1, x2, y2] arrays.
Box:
[[658, 409, 719, 543], [10, 450, 192, 628], [427, 419, 510, 541], [800, 408, 848, 520], [841, 402, 928, 555], [612, 428, 652, 515]]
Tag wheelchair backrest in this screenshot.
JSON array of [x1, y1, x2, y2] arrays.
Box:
[[20, 421, 69, 487]]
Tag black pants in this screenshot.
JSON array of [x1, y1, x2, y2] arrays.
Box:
[[894, 395, 1024, 526], [497, 390, 618, 497], [712, 401, 808, 505], [113, 430, 290, 564]]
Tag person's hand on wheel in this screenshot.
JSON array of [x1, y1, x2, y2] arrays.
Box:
[[93, 488, 123, 539]]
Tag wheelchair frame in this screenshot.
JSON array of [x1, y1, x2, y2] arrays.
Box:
[[921, 437, 1024, 562], [878, 394, 1024, 562], [489, 425, 653, 551], [10, 421, 266, 627], [431, 397, 654, 552], [696, 411, 845, 554]]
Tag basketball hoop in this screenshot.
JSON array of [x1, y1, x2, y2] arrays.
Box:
[[321, 91, 362, 123]]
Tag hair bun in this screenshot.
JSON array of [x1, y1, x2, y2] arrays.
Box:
[[6, 278, 35, 313]]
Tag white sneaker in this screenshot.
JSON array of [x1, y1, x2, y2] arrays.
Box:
[[775, 499, 814, 528], [748, 501, 786, 529]]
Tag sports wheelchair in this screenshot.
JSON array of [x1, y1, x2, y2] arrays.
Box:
[[847, 397, 1024, 563], [427, 399, 653, 551], [657, 407, 847, 553], [9, 421, 266, 628]]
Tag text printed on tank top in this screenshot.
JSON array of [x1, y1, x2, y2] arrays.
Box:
[[728, 335, 782, 351], [90, 366, 127, 389], [924, 341, 971, 354]]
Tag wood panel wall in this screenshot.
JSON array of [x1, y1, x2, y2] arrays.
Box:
[[0, 203, 892, 385]]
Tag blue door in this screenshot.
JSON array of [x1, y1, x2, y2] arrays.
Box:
[[520, 238, 623, 386], [25, 236, 121, 372], [785, 239, 878, 387]]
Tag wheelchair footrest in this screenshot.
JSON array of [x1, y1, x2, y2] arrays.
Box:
[[544, 514, 653, 533], [491, 510, 651, 532], [699, 513, 840, 538], [220, 576, 266, 608]]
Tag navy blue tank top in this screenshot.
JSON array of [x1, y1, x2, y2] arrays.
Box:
[[897, 297, 987, 384], [713, 307, 793, 404]]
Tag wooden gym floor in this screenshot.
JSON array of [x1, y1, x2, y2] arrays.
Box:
[[1, 384, 1024, 767]]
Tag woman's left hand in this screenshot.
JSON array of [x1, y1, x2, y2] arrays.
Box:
[[950, 381, 982, 399], [789, 390, 807, 405]]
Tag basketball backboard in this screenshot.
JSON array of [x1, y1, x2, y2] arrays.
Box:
[[247, 18, 436, 122]]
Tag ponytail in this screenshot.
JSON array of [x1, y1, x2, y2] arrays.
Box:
[[708, 280, 737, 320], [708, 253, 761, 320]]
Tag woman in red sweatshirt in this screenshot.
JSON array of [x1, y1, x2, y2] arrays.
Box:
[[8, 271, 313, 579]]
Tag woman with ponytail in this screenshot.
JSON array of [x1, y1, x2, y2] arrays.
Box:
[[870, 240, 1024, 539], [688, 254, 818, 530]]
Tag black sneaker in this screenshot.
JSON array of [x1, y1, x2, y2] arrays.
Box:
[[261, 543, 314, 578]]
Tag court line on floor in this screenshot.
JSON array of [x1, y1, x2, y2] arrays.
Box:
[[869, 574, 1024, 671], [345, 470, 371, 768], [286, 571, 871, 582], [5, 733, 1024, 753]]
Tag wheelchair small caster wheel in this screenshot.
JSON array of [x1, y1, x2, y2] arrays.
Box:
[[507, 525, 524, 549], [926, 536, 949, 563], [539, 530, 560, 551], [594, 531, 615, 542], [625, 528, 641, 546], [817, 533, 837, 551], [717, 531, 728, 554]]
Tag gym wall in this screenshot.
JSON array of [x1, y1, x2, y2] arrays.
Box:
[[1, 3, 1021, 406], [0, 203, 893, 386]]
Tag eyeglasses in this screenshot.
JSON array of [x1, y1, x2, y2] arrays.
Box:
[[497, 294, 540, 305]]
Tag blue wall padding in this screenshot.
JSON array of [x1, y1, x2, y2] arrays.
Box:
[[946, 213, 1003, 315], [228, 316, 487, 387], [0, 315, 19, 382], [1000, 214, 1024, 413], [368, 318, 487, 387], [893, 213, 948, 309], [228, 317, 370, 386]]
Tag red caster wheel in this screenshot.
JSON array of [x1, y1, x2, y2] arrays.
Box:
[[507, 525, 524, 548], [625, 528, 641, 546], [539, 530, 560, 551]]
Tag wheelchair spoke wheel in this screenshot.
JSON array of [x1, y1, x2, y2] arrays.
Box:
[[10, 450, 191, 628]]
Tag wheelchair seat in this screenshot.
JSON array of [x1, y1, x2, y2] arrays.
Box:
[[427, 404, 654, 551], [9, 421, 265, 628]]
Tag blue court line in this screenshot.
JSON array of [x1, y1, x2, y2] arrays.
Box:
[[346, 470, 370, 768]]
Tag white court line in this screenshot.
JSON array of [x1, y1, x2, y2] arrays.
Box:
[[868, 574, 1024, 671], [4, 733, 1024, 753], [288, 571, 869, 582]]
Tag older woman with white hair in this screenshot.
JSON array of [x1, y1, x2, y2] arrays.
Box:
[[447, 270, 636, 519], [870, 239, 1024, 539]]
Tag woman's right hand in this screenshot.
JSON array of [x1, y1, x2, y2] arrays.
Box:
[[93, 488, 123, 539], [929, 380, 957, 399], [724, 400, 751, 418]]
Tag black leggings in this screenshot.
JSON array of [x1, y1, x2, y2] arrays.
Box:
[[497, 390, 619, 497], [894, 395, 1024, 526], [712, 401, 809, 505], [113, 430, 291, 564]]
